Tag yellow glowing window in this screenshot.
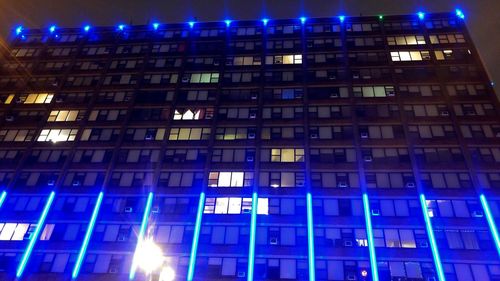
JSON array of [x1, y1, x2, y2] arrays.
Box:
[[24, 93, 54, 104], [47, 110, 80, 122]]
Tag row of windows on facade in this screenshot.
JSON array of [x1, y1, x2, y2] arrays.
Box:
[[0, 64, 482, 90], [10, 31, 466, 59], [1, 121, 499, 144], [3, 168, 498, 189], [2, 146, 499, 166], [0, 83, 490, 108]]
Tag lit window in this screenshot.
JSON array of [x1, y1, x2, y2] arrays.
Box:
[[387, 35, 425, 46], [168, 128, 211, 140], [173, 108, 213, 120], [266, 54, 302, 65], [47, 110, 80, 122], [208, 171, 253, 187], [390, 51, 430, 62], [2, 94, 14, 104], [188, 73, 219, 83], [37, 129, 78, 142], [434, 50, 453, 60], [270, 148, 304, 162], [23, 93, 54, 104], [204, 197, 269, 215]]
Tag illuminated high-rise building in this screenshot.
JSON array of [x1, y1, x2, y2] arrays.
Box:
[[0, 10, 499, 281]]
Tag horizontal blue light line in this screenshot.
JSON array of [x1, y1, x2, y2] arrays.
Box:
[[187, 192, 205, 281], [129, 192, 154, 280], [72, 191, 104, 279], [16, 191, 55, 278], [480, 194, 500, 258]]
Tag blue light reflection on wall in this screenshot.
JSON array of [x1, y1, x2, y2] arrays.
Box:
[[247, 192, 258, 281], [480, 194, 500, 257], [0, 191, 6, 208], [362, 193, 379, 281], [420, 194, 445, 281], [306, 193, 316, 281], [187, 192, 205, 281], [129, 192, 154, 280]]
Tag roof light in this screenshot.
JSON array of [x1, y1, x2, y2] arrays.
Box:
[[300, 17, 307, 24], [262, 18, 269, 26], [456, 9, 465, 19], [152, 22, 160, 30], [117, 24, 125, 31], [83, 25, 91, 32], [188, 21, 195, 28], [339, 15, 345, 23], [15, 25, 23, 35], [224, 19, 232, 27], [417, 12, 425, 20], [49, 25, 56, 33], [378, 15, 384, 20]]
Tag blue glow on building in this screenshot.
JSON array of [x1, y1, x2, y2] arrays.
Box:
[[362, 194, 379, 281], [117, 24, 126, 31], [456, 9, 465, 19], [418, 12, 425, 20], [339, 15, 345, 23], [187, 192, 205, 281], [0, 191, 6, 208], [262, 18, 269, 26], [306, 193, 316, 281], [83, 25, 91, 32], [300, 17, 307, 24], [49, 25, 56, 33], [480, 194, 500, 257], [16, 191, 56, 278], [72, 192, 104, 279], [224, 20, 232, 27], [15, 26, 23, 35], [247, 192, 258, 281], [129, 192, 154, 280], [152, 22, 160, 30], [420, 194, 445, 281], [188, 21, 195, 28]]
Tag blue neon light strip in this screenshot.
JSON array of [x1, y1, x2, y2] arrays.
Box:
[[480, 194, 500, 257], [129, 192, 154, 280], [419, 194, 445, 281], [0, 191, 6, 208], [306, 193, 316, 281], [187, 192, 205, 281], [362, 193, 379, 281], [72, 192, 104, 279], [247, 192, 258, 281], [16, 191, 56, 278]]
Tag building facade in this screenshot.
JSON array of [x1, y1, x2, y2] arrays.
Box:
[[0, 11, 499, 281]]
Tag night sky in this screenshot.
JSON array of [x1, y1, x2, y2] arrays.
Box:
[[0, 0, 499, 93]]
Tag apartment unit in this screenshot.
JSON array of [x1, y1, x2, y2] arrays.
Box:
[[0, 11, 499, 281]]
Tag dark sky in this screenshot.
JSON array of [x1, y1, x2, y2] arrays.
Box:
[[1, 0, 499, 93]]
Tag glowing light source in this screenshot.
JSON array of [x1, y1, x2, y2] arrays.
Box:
[[417, 12, 425, 20], [420, 194, 445, 281], [224, 20, 232, 27], [456, 9, 465, 19], [15, 26, 23, 35], [83, 25, 91, 32], [262, 18, 269, 26], [129, 192, 154, 280], [16, 191, 56, 278], [362, 194, 379, 281], [300, 17, 307, 24], [118, 24, 126, 31], [339, 15, 345, 23], [306, 193, 316, 281], [480, 194, 500, 258], [378, 15, 384, 20], [152, 22, 160, 30], [159, 266, 176, 281], [188, 21, 195, 28], [49, 25, 56, 33], [72, 192, 104, 279], [0, 191, 6, 208], [135, 239, 164, 274], [187, 192, 205, 281], [247, 192, 258, 281]]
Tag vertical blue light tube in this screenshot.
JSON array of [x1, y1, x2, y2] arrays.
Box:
[[419, 194, 445, 281], [72, 192, 104, 279], [16, 191, 56, 278], [480, 194, 500, 257], [306, 193, 316, 281], [129, 192, 154, 280], [0, 191, 7, 208], [362, 193, 379, 281], [187, 192, 205, 281], [247, 192, 258, 281]]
